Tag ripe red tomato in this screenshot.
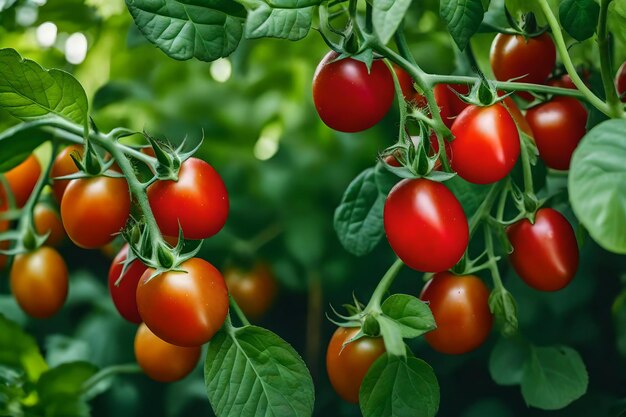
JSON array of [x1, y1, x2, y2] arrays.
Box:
[[450, 103, 520, 184], [1, 155, 41, 207], [61, 176, 130, 249], [615, 61, 626, 102], [34, 204, 65, 247], [148, 158, 228, 240], [224, 262, 277, 319], [134, 323, 201, 382], [384, 178, 469, 272], [548, 74, 576, 90], [136, 257, 229, 347], [507, 208, 579, 291], [525, 97, 587, 170], [51, 145, 83, 203], [420, 272, 493, 354], [10, 247, 68, 318], [108, 244, 147, 323], [490, 33, 556, 100], [326, 327, 385, 403], [312, 51, 394, 132]]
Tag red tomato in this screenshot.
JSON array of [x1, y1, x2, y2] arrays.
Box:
[[108, 244, 147, 323], [490, 33, 556, 100], [507, 208, 579, 291], [1, 155, 41, 207], [450, 104, 520, 184], [615, 61, 626, 102], [312, 51, 394, 132], [136, 257, 229, 347], [10, 247, 68, 318], [384, 178, 469, 272], [134, 323, 201, 382], [224, 262, 277, 319], [326, 327, 385, 403], [34, 204, 65, 247], [148, 158, 228, 240], [525, 97, 587, 170], [61, 176, 131, 249], [548, 74, 576, 90], [51, 145, 83, 203], [420, 272, 493, 354]]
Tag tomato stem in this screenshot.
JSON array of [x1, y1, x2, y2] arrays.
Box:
[[519, 137, 535, 200], [229, 294, 251, 327], [484, 225, 505, 292], [468, 182, 504, 239], [364, 257, 404, 312], [597, 0, 623, 117], [81, 363, 142, 395]]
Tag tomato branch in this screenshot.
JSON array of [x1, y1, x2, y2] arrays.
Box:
[[597, 0, 623, 117], [363, 258, 404, 312], [229, 294, 251, 327], [81, 363, 142, 395]]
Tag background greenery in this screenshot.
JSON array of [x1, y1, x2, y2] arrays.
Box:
[[1, 0, 626, 416]]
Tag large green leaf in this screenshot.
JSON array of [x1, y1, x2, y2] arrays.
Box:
[[559, 0, 600, 41], [0, 314, 48, 382], [373, 0, 413, 45], [125, 0, 246, 61], [439, 0, 485, 50], [0, 121, 53, 172], [244, 0, 317, 40], [0, 49, 88, 128], [381, 294, 436, 339], [569, 120, 626, 254], [360, 354, 439, 417], [204, 325, 314, 417], [489, 337, 529, 386], [37, 361, 98, 404]]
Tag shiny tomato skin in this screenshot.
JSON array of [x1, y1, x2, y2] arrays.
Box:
[[490, 33, 556, 100], [51, 145, 83, 203], [616, 62, 626, 102], [384, 178, 469, 272], [450, 104, 520, 184], [148, 158, 228, 240], [312, 51, 395, 132], [109, 244, 147, 323], [326, 327, 386, 403], [136, 257, 229, 347], [525, 97, 587, 170], [420, 272, 493, 354], [2, 155, 41, 207], [224, 263, 277, 319], [134, 323, 201, 382], [34, 204, 65, 247], [61, 176, 130, 249], [507, 208, 579, 291], [10, 247, 68, 318]]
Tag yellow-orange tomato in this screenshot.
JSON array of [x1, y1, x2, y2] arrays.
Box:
[[10, 247, 68, 318], [326, 327, 386, 403], [34, 204, 65, 246], [51, 145, 83, 203], [224, 263, 277, 319], [134, 323, 201, 382], [2, 155, 41, 207]]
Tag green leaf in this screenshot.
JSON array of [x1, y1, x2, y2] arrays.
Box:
[[0, 121, 54, 172], [381, 294, 436, 339], [445, 176, 491, 216], [569, 120, 626, 254], [0, 314, 48, 382], [489, 337, 529, 386], [373, 0, 413, 45], [244, 0, 317, 40], [374, 162, 401, 196], [521, 346, 588, 410], [37, 361, 98, 404], [440, 0, 485, 50], [0, 0, 17, 12], [559, 0, 600, 41], [360, 354, 439, 417], [125, 0, 246, 62], [0, 49, 88, 128], [377, 316, 406, 357], [334, 168, 385, 257], [204, 325, 314, 417]]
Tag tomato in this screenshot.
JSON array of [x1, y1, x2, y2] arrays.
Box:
[[548, 74, 576, 90], [1, 155, 41, 207], [615, 61, 626, 102], [134, 323, 200, 382], [136, 257, 229, 347], [393, 65, 417, 103], [224, 262, 277, 319], [148, 158, 228, 240], [490, 33, 556, 100], [10, 247, 68, 318], [61, 176, 130, 249], [326, 327, 385, 403], [51, 145, 83, 202], [500, 95, 533, 138], [109, 244, 147, 323], [420, 272, 493, 354], [312, 51, 394, 132], [507, 208, 579, 291], [450, 103, 520, 184], [34, 204, 65, 246], [384, 178, 469, 272], [413, 84, 469, 128], [525, 97, 587, 170]]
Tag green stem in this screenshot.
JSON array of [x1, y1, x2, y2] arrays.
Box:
[[519, 139, 534, 197], [247, 222, 283, 253], [468, 182, 504, 238], [229, 294, 251, 326], [81, 364, 141, 395], [365, 258, 404, 311], [536, 0, 613, 116], [597, 0, 622, 116], [484, 225, 505, 291]]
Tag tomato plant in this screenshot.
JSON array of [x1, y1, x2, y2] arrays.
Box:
[[108, 244, 147, 324], [51, 145, 83, 202]]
